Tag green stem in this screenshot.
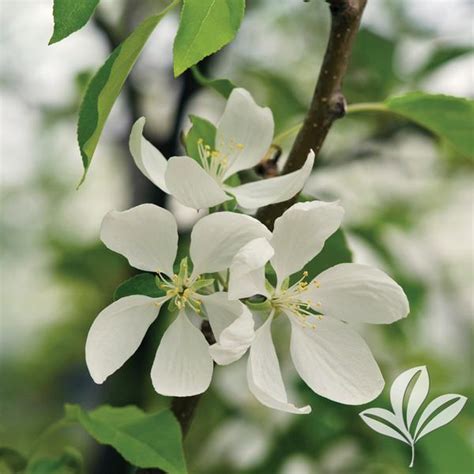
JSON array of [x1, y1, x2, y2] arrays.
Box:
[[273, 123, 303, 145], [273, 102, 389, 144], [346, 102, 389, 114]]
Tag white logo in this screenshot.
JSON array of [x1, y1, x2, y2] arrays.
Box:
[[359, 366, 467, 468]]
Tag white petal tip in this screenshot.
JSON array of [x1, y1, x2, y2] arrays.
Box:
[[290, 404, 312, 415], [151, 382, 208, 398], [348, 384, 385, 406], [90, 373, 106, 384], [209, 344, 244, 366]]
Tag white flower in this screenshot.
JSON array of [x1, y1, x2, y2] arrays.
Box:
[[85, 204, 270, 397], [211, 201, 410, 413], [129, 88, 314, 210]]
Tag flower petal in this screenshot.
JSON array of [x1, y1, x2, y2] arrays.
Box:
[[247, 316, 311, 414], [270, 200, 344, 285], [129, 117, 169, 193], [151, 310, 213, 396], [228, 237, 274, 300], [165, 156, 231, 209], [100, 204, 178, 275], [229, 151, 314, 209], [86, 295, 164, 384], [216, 88, 274, 180], [308, 263, 410, 324], [209, 305, 255, 366], [289, 315, 384, 405], [190, 212, 271, 277], [200, 292, 243, 338]]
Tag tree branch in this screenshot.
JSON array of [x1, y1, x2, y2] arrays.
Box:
[[256, 0, 367, 229]]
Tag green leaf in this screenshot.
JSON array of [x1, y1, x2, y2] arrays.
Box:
[[243, 68, 306, 133], [49, 0, 99, 45], [0, 448, 27, 473], [385, 93, 474, 157], [113, 273, 165, 301], [26, 447, 82, 474], [185, 115, 216, 161], [346, 28, 398, 102], [77, 1, 178, 186], [173, 0, 245, 77], [289, 229, 353, 286], [413, 46, 473, 81], [191, 66, 236, 98], [65, 404, 186, 474]]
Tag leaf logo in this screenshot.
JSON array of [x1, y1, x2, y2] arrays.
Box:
[[359, 366, 467, 468]]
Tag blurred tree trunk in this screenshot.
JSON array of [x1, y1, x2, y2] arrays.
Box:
[[91, 6, 214, 473]]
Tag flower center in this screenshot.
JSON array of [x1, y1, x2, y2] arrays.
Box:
[[197, 139, 228, 182], [197, 138, 244, 183], [271, 271, 322, 329], [156, 258, 213, 313]]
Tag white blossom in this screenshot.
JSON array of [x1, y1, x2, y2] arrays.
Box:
[[129, 88, 314, 210], [86, 204, 270, 396], [212, 201, 409, 413]]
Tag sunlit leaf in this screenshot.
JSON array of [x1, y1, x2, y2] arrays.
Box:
[[26, 447, 82, 474], [191, 66, 236, 98], [77, 0, 178, 185], [65, 404, 187, 474], [0, 447, 27, 473], [173, 0, 245, 77], [49, 0, 99, 45], [414, 394, 467, 441], [114, 273, 165, 301], [385, 93, 474, 157]]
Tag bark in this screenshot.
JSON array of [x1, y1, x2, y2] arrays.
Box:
[[257, 0, 368, 229]]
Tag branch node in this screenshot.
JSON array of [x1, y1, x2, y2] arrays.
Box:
[[256, 0, 367, 228], [329, 92, 347, 119]]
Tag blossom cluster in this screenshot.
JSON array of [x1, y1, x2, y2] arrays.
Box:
[[86, 88, 409, 414]]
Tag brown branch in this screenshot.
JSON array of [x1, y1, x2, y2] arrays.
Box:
[[256, 0, 367, 229]]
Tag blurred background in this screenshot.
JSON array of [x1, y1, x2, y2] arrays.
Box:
[[1, 0, 473, 473]]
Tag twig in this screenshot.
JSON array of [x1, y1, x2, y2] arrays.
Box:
[[257, 0, 368, 229]]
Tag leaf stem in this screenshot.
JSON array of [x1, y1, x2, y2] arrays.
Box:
[[346, 102, 389, 114], [273, 102, 390, 145], [273, 123, 304, 146]]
